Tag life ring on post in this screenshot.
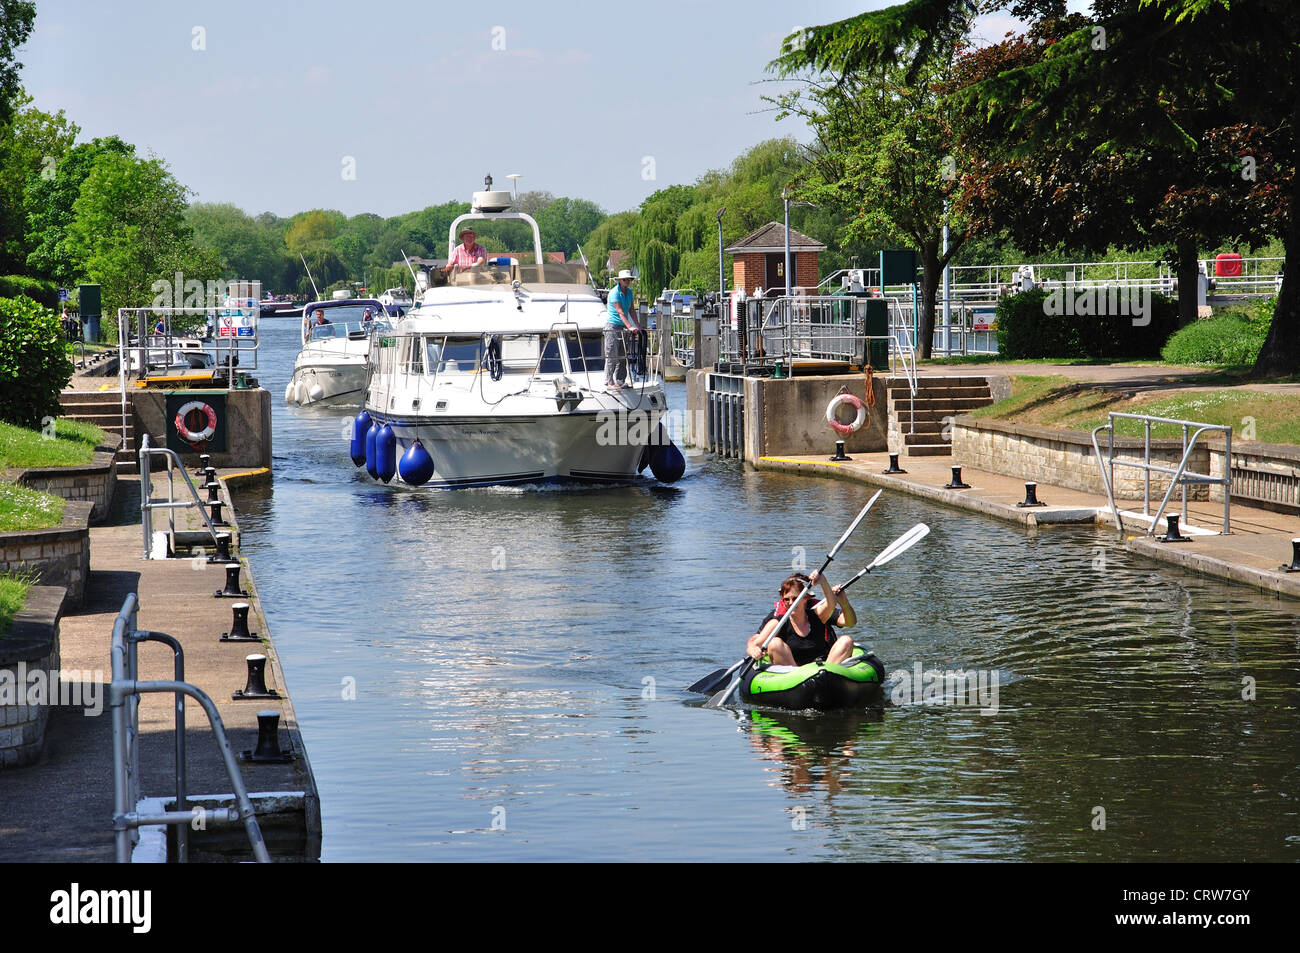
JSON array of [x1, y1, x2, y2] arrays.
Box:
[[175, 400, 218, 444], [825, 392, 867, 436]]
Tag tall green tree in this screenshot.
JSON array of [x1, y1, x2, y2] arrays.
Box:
[[64, 152, 218, 321], [0, 92, 78, 273], [25, 135, 135, 285], [0, 0, 34, 125], [779, 0, 1296, 372], [771, 13, 976, 357]]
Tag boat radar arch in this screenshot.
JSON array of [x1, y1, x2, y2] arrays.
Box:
[[450, 174, 544, 265]]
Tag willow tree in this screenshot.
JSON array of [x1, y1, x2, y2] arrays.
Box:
[[776, 0, 1296, 373]]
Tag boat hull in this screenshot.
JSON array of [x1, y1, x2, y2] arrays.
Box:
[[740, 649, 886, 711], [375, 410, 663, 488], [288, 359, 366, 406]]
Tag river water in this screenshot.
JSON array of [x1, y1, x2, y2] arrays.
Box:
[[234, 318, 1299, 861]]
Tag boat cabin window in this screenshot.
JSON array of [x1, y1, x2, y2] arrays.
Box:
[[563, 333, 605, 372], [429, 337, 481, 375], [404, 336, 424, 375], [538, 335, 565, 374]]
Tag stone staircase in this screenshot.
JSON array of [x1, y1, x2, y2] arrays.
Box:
[[887, 376, 993, 457], [60, 390, 138, 474]]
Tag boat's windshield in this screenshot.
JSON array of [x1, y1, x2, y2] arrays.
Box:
[[306, 305, 390, 340], [437, 260, 590, 288]]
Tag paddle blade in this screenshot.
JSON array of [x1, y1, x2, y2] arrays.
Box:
[[688, 660, 742, 694], [868, 523, 930, 570], [706, 660, 753, 708]]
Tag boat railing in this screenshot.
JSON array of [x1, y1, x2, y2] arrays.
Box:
[[1090, 412, 1232, 537], [139, 433, 221, 559], [110, 592, 270, 863]]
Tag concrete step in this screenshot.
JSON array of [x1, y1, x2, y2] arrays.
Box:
[[889, 398, 993, 413], [901, 443, 953, 457], [900, 421, 948, 437], [888, 376, 990, 390], [892, 407, 974, 423], [888, 386, 991, 401]]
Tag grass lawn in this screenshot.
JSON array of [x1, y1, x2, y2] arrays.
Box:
[[0, 482, 65, 532], [971, 376, 1300, 443], [0, 418, 107, 469], [0, 574, 31, 637]]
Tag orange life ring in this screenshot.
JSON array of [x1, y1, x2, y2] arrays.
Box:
[[175, 400, 217, 443], [826, 393, 867, 436]]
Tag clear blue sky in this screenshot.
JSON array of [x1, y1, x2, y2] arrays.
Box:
[[21, 1, 1023, 218]]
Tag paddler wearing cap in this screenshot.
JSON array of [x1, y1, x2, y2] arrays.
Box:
[[443, 227, 488, 276]]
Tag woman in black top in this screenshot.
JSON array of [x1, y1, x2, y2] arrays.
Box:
[[746, 570, 858, 667]]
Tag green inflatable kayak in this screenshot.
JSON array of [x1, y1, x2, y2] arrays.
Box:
[[740, 647, 886, 711]]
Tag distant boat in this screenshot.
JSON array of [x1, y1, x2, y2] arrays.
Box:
[[286, 298, 391, 407], [377, 287, 413, 316]]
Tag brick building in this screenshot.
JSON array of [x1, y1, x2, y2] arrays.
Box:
[[724, 223, 825, 296]]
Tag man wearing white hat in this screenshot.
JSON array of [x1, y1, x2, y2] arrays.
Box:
[[605, 269, 641, 390], [443, 227, 488, 276]]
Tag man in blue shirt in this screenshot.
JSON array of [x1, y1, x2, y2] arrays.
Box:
[[605, 269, 641, 389]]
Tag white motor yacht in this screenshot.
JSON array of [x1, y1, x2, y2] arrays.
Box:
[[286, 298, 391, 406], [377, 287, 414, 316], [350, 182, 684, 488]]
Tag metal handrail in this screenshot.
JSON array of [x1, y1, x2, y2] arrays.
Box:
[[110, 593, 269, 862], [139, 434, 221, 559], [1091, 412, 1232, 537]]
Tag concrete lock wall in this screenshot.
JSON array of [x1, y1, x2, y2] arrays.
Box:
[[744, 375, 889, 465], [686, 370, 890, 461], [953, 416, 1210, 501], [133, 387, 272, 468]]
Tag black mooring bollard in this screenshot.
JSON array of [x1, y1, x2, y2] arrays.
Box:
[[209, 499, 227, 527], [233, 654, 280, 700], [1160, 513, 1191, 542], [241, 710, 295, 764], [882, 453, 907, 475], [944, 465, 971, 490], [215, 561, 248, 598], [205, 480, 221, 503], [1017, 481, 1046, 508], [207, 531, 233, 564], [203, 466, 218, 488], [221, 602, 260, 643], [1280, 538, 1300, 573], [195, 453, 211, 477], [829, 440, 851, 462]]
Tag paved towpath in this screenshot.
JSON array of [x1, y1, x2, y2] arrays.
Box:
[[0, 475, 317, 862]]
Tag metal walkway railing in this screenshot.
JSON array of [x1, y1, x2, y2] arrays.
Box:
[[1091, 412, 1233, 537], [139, 434, 220, 559], [110, 593, 269, 862]]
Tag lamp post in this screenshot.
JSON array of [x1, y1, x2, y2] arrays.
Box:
[[782, 188, 792, 297], [716, 206, 726, 297]]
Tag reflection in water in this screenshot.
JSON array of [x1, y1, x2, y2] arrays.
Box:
[[231, 319, 1300, 862]]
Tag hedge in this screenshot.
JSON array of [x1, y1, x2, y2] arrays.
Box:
[[0, 276, 59, 309], [995, 287, 1180, 360], [0, 295, 73, 429]]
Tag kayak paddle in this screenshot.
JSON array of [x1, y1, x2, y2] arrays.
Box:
[[707, 519, 929, 709], [704, 491, 881, 708]]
